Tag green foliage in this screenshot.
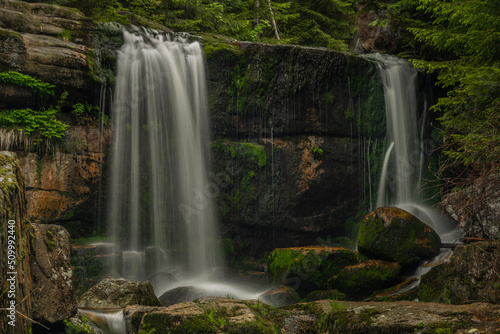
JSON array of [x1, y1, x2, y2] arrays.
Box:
[[72, 101, 106, 125], [385, 0, 500, 178], [0, 107, 68, 141], [0, 71, 55, 98], [311, 144, 323, 155], [68, 0, 356, 50]]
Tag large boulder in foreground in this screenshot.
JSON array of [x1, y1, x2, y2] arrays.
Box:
[[30, 223, 78, 324], [328, 260, 401, 300], [79, 278, 161, 308], [358, 207, 441, 265], [266, 245, 358, 296], [419, 240, 500, 304]]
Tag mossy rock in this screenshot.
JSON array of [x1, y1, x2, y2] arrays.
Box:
[[303, 289, 346, 302], [266, 245, 358, 296], [328, 260, 401, 300], [419, 240, 500, 304], [78, 278, 161, 308], [357, 207, 441, 266]]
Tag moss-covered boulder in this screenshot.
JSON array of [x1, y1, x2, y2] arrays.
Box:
[[78, 278, 161, 308], [419, 240, 500, 304], [328, 260, 401, 299], [266, 245, 358, 296], [357, 207, 441, 265], [126, 297, 285, 334]]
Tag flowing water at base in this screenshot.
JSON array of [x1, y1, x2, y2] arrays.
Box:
[[78, 308, 126, 334]]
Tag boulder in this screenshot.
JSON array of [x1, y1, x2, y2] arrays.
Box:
[[78, 278, 161, 308], [419, 240, 500, 304], [328, 260, 401, 300], [358, 207, 441, 265], [125, 297, 280, 334], [367, 277, 419, 302], [259, 285, 300, 308], [443, 175, 500, 240], [158, 286, 230, 307], [266, 245, 358, 296], [30, 223, 78, 324]]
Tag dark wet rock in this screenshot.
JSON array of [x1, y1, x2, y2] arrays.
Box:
[[358, 207, 441, 265], [259, 285, 300, 308], [367, 277, 419, 302], [70, 243, 119, 296], [266, 245, 358, 296], [419, 240, 500, 304], [158, 286, 233, 307], [328, 260, 401, 300], [30, 223, 78, 324], [303, 289, 346, 302], [78, 278, 161, 308]]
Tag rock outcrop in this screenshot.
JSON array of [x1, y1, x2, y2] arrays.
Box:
[[443, 175, 500, 240], [123, 298, 500, 334], [17, 126, 111, 237], [30, 223, 78, 324], [0, 152, 31, 334], [0, 0, 97, 105], [78, 278, 161, 308], [358, 207, 441, 265], [419, 240, 500, 304]]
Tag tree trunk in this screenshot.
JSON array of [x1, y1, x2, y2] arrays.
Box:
[[266, 0, 280, 40], [254, 0, 260, 38]]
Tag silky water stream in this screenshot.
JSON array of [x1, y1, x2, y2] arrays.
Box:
[[364, 53, 462, 295]]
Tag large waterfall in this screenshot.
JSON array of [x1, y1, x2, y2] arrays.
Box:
[[107, 30, 221, 286], [368, 53, 459, 242]]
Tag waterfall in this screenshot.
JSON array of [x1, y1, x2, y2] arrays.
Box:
[[107, 29, 221, 285], [367, 53, 459, 243]]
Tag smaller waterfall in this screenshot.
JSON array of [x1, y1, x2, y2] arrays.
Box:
[[78, 309, 126, 334], [366, 53, 460, 243]]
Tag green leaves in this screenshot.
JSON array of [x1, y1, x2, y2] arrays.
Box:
[[0, 71, 55, 98], [1, 107, 68, 140]]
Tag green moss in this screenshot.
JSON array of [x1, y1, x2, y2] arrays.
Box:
[[45, 228, 56, 252], [0, 29, 23, 43], [203, 41, 242, 59], [267, 247, 358, 292], [328, 261, 400, 299]]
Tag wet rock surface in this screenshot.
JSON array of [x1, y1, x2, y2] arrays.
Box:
[[419, 240, 500, 304], [79, 278, 161, 308], [30, 223, 78, 324]]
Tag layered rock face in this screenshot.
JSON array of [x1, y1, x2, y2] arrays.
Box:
[[0, 0, 97, 106]]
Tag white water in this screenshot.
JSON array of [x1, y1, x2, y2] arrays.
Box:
[[78, 308, 126, 334], [366, 53, 461, 254], [108, 29, 221, 283]]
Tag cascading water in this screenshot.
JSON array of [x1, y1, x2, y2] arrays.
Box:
[[366, 53, 461, 281], [107, 29, 221, 289]]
